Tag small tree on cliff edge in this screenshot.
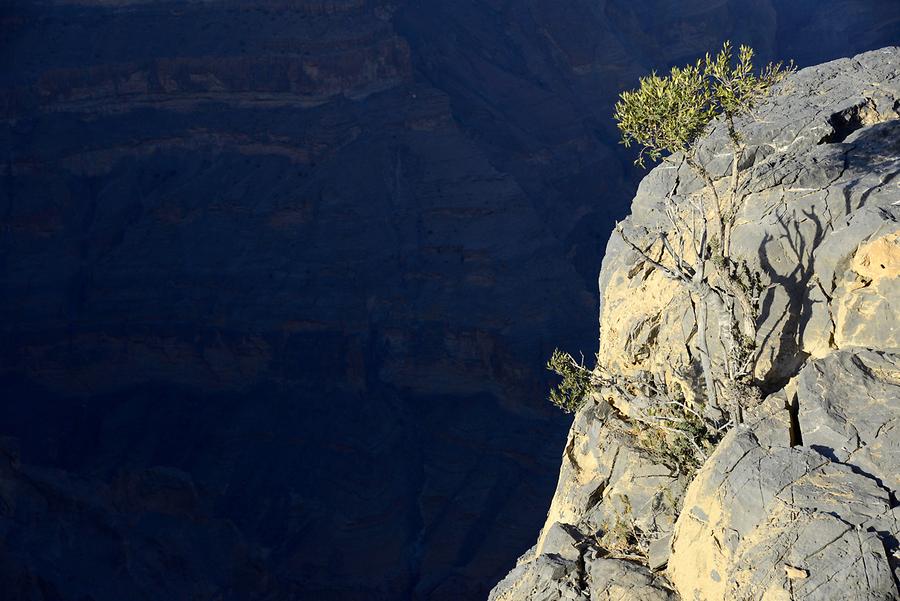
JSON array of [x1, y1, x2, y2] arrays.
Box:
[[613, 42, 793, 425]]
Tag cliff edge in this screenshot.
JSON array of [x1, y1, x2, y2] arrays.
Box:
[[491, 46, 900, 601]]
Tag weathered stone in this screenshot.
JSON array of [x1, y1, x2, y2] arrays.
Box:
[[540, 522, 584, 562], [587, 558, 675, 601], [489, 550, 677, 601], [806, 216, 900, 357], [647, 534, 672, 572], [597, 47, 900, 389], [729, 505, 899, 600], [489, 554, 588, 601], [659, 51, 900, 601], [503, 396, 688, 599], [536, 398, 686, 557], [743, 389, 796, 448], [669, 427, 900, 601], [796, 350, 900, 492]]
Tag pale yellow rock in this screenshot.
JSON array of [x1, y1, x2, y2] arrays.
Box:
[[834, 230, 900, 351], [783, 565, 809, 579], [536, 398, 684, 556], [492, 48, 900, 601], [596, 258, 697, 408], [852, 232, 900, 280], [666, 474, 731, 601]]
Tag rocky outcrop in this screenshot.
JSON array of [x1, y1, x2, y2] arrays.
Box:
[[599, 48, 900, 389], [491, 554, 676, 601], [492, 47, 900, 601], [489, 397, 686, 600], [671, 401, 899, 600]]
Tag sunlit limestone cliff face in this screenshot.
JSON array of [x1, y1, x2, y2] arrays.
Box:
[[491, 47, 900, 601]]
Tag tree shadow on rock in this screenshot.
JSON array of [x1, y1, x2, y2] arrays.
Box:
[[755, 207, 825, 390]]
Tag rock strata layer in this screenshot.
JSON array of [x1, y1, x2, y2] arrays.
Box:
[[491, 47, 900, 601]]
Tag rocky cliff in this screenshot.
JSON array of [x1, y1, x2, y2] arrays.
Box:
[[491, 47, 900, 601], [3, 1, 900, 599]]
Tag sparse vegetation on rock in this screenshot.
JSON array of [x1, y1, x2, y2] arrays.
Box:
[[548, 347, 723, 475], [546, 348, 594, 413], [614, 41, 793, 426], [548, 43, 791, 471]]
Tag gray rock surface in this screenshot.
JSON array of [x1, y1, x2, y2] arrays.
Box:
[[488, 394, 688, 599], [633, 48, 900, 601], [489, 554, 588, 601], [598, 47, 900, 389], [538, 399, 687, 547], [587, 558, 676, 601], [489, 554, 676, 601], [670, 427, 900, 601], [797, 349, 900, 492], [494, 47, 900, 601]]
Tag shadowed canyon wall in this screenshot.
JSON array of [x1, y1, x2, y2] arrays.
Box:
[[2, 1, 899, 599]]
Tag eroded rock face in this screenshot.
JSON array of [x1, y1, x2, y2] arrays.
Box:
[[486, 394, 689, 599], [652, 49, 900, 599], [612, 49, 900, 598], [535, 399, 687, 559], [493, 47, 900, 601], [671, 425, 899, 600], [490, 554, 676, 601], [796, 350, 900, 491], [599, 47, 900, 389]]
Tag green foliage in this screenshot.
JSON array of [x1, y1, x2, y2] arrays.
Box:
[[600, 370, 725, 476], [614, 59, 714, 167], [547, 348, 593, 413], [614, 41, 794, 166], [705, 42, 793, 133], [612, 41, 793, 428]]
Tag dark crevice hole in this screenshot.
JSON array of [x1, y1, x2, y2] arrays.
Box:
[[818, 98, 882, 144], [788, 393, 802, 447]]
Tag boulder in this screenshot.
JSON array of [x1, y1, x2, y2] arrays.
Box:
[[669, 426, 899, 600], [587, 558, 676, 601], [796, 349, 900, 492], [489, 554, 588, 601]]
